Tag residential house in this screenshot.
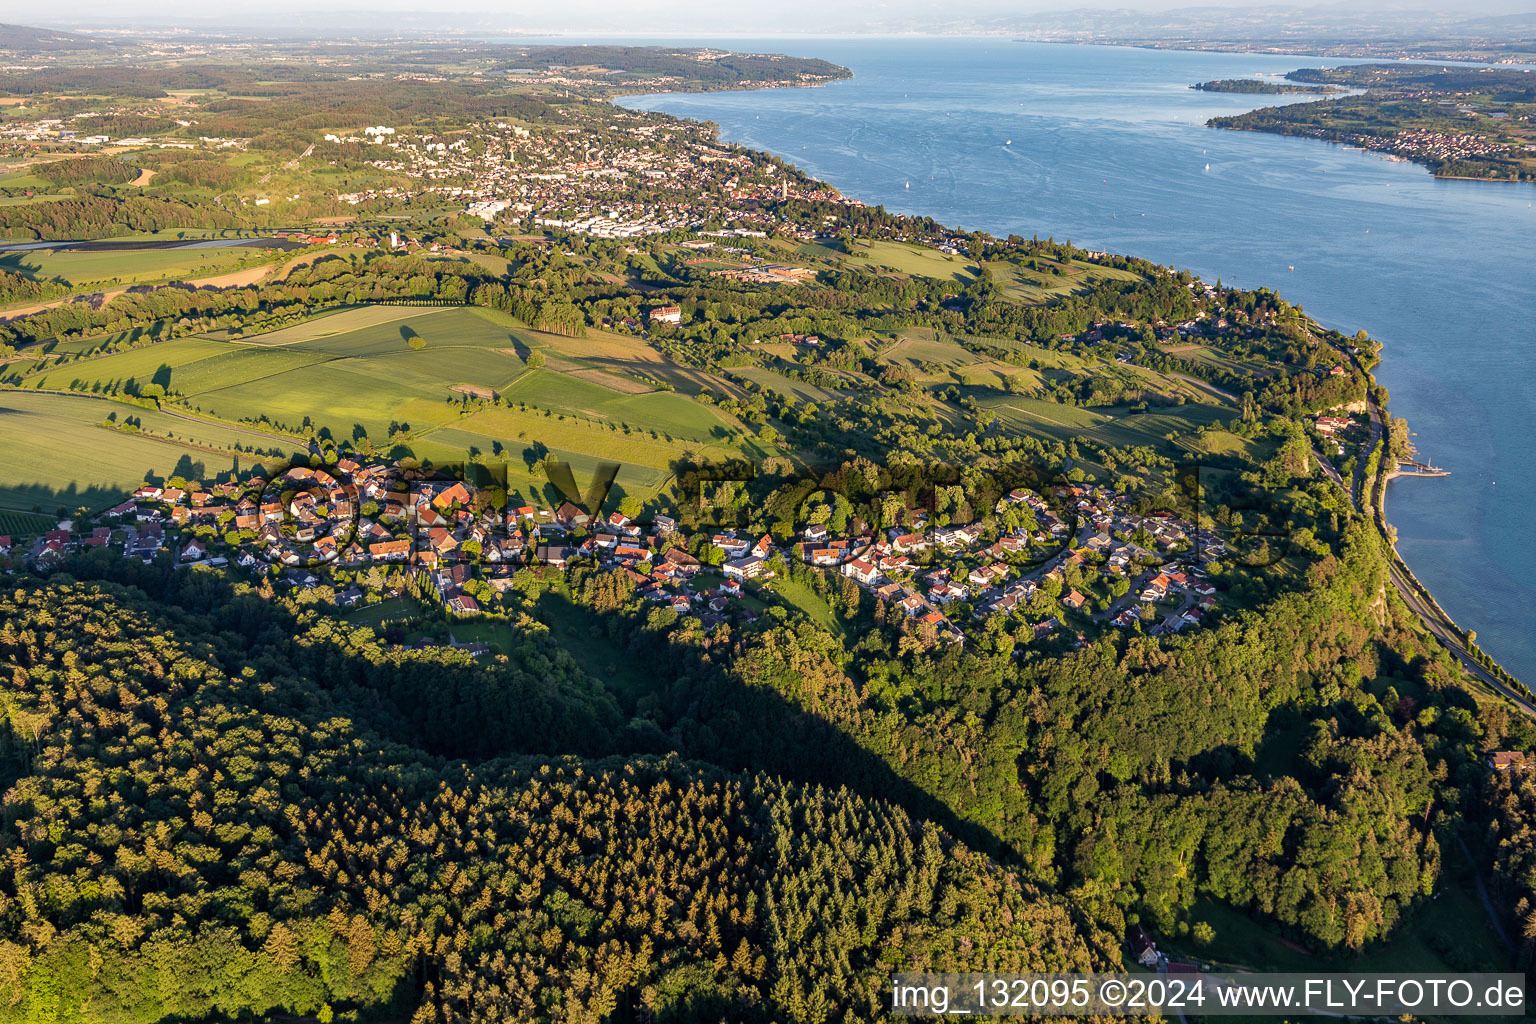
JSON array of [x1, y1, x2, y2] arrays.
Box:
[[724, 555, 769, 580]]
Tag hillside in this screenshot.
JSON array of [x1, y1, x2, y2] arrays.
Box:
[[0, 23, 108, 53], [0, 574, 1109, 1021]]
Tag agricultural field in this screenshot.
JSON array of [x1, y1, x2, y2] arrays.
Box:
[[0, 245, 269, 289], [23, 336, 237, 393], [7, 304, 764, 504], [851, 240, 978, 284], [233, 304, 452, 346], [534, 325, 746, 399], [879, 330, 1034, 388], [0, 391, 302, 512], [500, 368, 736, 445], [0, 508, 57, 537]]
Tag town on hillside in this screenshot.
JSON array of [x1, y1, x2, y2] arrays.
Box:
[[7, 451, 1236, 653]]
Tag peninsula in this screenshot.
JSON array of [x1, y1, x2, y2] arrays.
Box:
[[1209, 64, 1536, 182]]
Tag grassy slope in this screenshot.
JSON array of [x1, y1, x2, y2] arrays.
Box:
[[0, 390, 303, 510]]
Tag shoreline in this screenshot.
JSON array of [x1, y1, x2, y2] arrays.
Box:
[[622, 60, 1528, 696], [1210, 126, 1535, 187]]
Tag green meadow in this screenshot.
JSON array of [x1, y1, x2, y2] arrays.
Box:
[[1, 246, 263, 289], [0, 391, 301, 511], [9, 305, 761, 504], [728, 365, 850, 405], [854, 240, 978, 284]]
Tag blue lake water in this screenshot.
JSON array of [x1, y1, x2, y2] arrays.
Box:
[[617, 37, 1536, 681]]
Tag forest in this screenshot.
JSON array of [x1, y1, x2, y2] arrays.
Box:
[[0, 566, 1106, 1023]]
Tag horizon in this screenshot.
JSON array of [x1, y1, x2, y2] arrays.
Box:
[[15, 0, 1536, 37]]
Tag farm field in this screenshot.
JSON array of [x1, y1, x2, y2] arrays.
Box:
[[23, 337, 238, 393], [978, 393, 1235, 451], [447, 405, 731, 469], [232, 304, 459, 346], [853, 240, 977, 284], [532, 325, 745, 399], [43, 326, 169, 358], [0, 391, 302, 511], [728, 365, 851, 405], [499, 368, 734, 445], [1, 245, 267, 288], [7, 304, 763, 504], [0, 509, 57, 536]]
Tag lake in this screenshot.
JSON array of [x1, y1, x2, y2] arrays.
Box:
[[618, 37, 1536, 682]]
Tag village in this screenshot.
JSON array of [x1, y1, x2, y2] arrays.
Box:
[[4, 450, 1231, 653]]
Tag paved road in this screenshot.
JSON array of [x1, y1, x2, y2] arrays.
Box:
[[1314, 434, 1534, 717]]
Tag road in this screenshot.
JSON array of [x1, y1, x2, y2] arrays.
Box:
[[1352, 396, 1385, 506], [1313, 421, 1534, 717]]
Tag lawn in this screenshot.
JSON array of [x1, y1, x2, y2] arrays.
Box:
[[983, 256, 1144, 304], [533, 589, 657, 705], [979, 395, 1234, 452], [880, 330, 1034, 389], [728, 365, 849, 405], [342, 596, 416, 629], [762, 573, 847, 640]]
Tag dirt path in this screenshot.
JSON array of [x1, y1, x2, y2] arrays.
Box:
[[183, 263, 279, 289]]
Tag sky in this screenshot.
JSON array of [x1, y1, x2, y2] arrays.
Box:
[[24, 0, 1536, 35]]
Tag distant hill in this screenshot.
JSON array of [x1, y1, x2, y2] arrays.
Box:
[[0, 22, 107, 52]]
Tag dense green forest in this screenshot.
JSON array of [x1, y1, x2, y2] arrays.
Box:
[[1481, 764, 1536, 969], [0, 569, 1104, 1022], [1192, 79, 1335, 95]]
